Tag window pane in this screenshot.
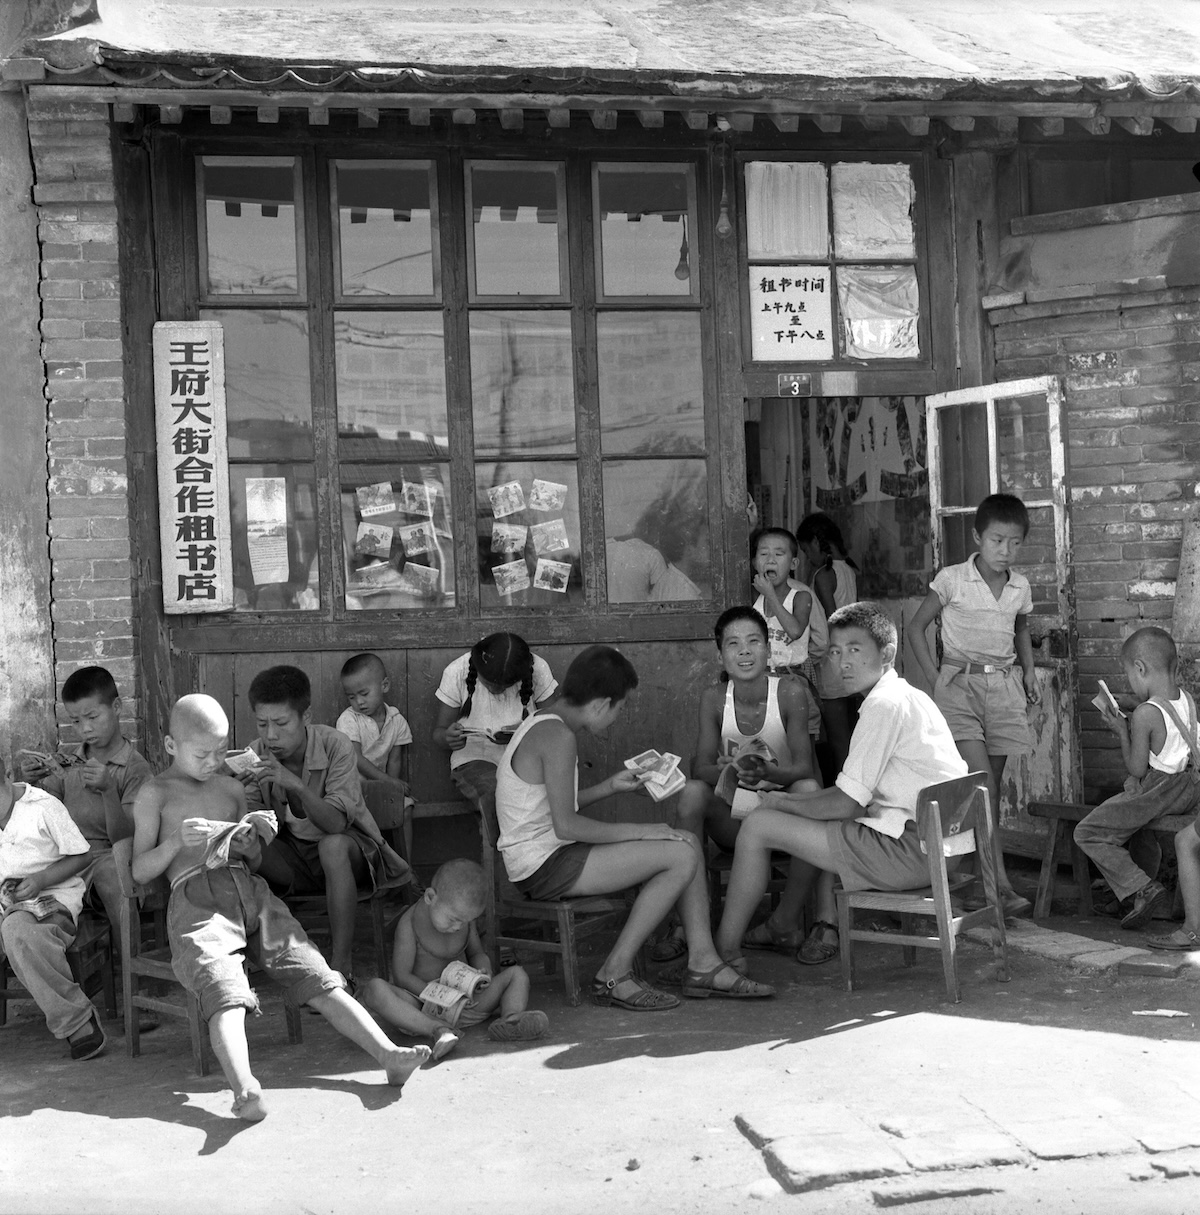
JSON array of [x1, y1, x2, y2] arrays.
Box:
[[470, 311, 575, 456], [837, 266, 920, 360], [748, 266, 834, 362], [745, 162, 829, 260], [229, 464, 318, 611], [201, 309, 312, 461], [469, 163, 564, 297], [475, 462, 583, 607], [334, 161, 436, 297], [1023, 505, 1059, 613], [201, 157, 299, 295], [998, 394, 1053, 497], [341, 463, 455, 611], [596, 164, 695, 297], [941, 514, 973, 568], [597, 313, 705, 454], [335, 313, 447, 460], [936, 403, 989, 509], [831, 163, 915, 260], [604, 460, 709, 602]]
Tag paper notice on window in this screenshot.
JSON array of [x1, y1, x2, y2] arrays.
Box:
[[488, 481, 526, 519], [529, 479, 568, 512], [533, 558, 571, 593], [530, 519, 570, 555], [491, 522, 528, 554], [837, 266, 920, 360], [493, 558, 530, 596], [745, 161, 829, 260], [832, 163, 915, 260], [400, 480, 434, 517], [398, 561, 439, 595], [398, 521, 436, 557], [245, 476, 290, 586], [356, 480, 395, 518], [749, 266, 834, 362], [354, 521, 392, 558]]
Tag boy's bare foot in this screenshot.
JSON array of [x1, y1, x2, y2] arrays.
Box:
[[384, 1044, 431, 1086], [232, 1090, 268, 1122], [431, 1028, 460, 1061]]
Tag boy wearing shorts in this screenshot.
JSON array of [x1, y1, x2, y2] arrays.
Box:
[[336, 652, 412, 794], [906, 493, 1039, 916]]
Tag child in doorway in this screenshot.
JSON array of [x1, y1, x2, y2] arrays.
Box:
[[432, 633, 557, 805], [0, 762, 106, 1060], [797, 513, 861, 783], [906, 493, 1039, 918], [673, 607, 829, 964], [336, 652, 412, 795], [1075, 628, 1200, 931], [132, 694, 428, 1120], [360, 857, 548, 1057]]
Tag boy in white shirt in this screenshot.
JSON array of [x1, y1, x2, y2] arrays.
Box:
[[336, 652, 412, 795]]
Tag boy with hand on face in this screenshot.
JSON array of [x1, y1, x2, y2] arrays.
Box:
[[336, 652, 412, 795]]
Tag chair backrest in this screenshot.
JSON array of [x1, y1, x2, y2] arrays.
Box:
[[362, 780, 406, 833], [111, 837, 169, 905], [916, 772, 992, 859], [476, 792, 501, 853]]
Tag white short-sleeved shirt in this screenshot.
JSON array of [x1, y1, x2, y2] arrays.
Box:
[[931, 555, 1032, 666], [836, 670, 968, 838], [336, 704, 413, 768], [436, 652, 557, 769], [0, 785, 90, 919]]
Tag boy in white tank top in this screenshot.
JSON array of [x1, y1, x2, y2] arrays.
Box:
[[1075, 627, 1200, 931]]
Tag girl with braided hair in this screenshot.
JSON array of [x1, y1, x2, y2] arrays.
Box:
[[432, 633, 557, 803]]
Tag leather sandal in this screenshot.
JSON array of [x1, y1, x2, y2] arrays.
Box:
[[797, 921, 839, 966], [591, 971, 680, 1011], [681, 962, 775, 999], [742, 920, 805, 954], [1146, 927, 1200, 952]]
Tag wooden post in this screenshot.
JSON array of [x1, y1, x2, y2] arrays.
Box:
[[1172, 510, 1200, 657]]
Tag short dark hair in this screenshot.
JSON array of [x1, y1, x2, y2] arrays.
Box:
[[62, 665, 119, 706], [751, 526, 798, 559], [248, 665, 311, 714], [430, 858, 487, 913], [340, 652, 386, 682], [828, 601, 897, 653], [1122, 626, 1177, 673], [559, 645, 639, 707], [714, 606, 768, 647], [975, 493, 1029, 537]]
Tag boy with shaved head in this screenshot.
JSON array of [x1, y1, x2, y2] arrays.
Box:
[[1075, 627, 1200, 930], [132, 694, 428, 1121]]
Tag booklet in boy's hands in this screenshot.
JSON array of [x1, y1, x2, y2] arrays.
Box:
[[0, 878, 64, 922], [624, 749, 686, 801], [419, 960, 491, 1027], [713, 736, 779, 811], [1091, 679, 1126, 719], [224, 747, 267, 776]]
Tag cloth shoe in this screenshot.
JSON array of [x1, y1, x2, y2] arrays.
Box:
[[1120, 880, 1172, 930], [69, 1011, 107, 1061]]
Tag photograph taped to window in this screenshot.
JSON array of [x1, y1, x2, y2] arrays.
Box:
[[229, 464, 319, 611]]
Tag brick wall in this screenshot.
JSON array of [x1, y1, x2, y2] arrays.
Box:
[[25, 92, 140, 745], [988, 283, 1200, 801]]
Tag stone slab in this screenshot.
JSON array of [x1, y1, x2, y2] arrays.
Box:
[[1118, 952, 1190, 978], [891, 1128, 1027, 1173], [1069, 946, 1151, 971], [765, 1132, 911, 1193], [1150, 1150, 1200, 1178], [1005, 1119, 1138, 1160], [871, 1179, 1005, 1207], [736, 1104, 868, 1148], [1138, 1126, 1200, 1154]]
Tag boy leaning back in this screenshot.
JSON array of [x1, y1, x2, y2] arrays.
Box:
[[132, 694, 428, 1121], [907, 492, 1038, 917]]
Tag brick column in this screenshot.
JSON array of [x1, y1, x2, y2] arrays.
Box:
[[25, 91, 141, 746]]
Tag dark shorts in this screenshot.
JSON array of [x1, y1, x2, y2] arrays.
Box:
[[264, 824, 386, 896], [826, 819, 960, 893], [515, 843, 594, 901]]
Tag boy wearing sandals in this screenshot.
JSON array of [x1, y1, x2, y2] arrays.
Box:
[[360, 857, 548, 1056], [714, 602, 968, 972], [673, 607, 830, 965], [495, 645, 774, 1008], [1074, 628, 1200, 935]]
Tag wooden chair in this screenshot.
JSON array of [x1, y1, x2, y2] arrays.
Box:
[[835, 773, 1009, 1004], [0, 910, 116, 1026], [113, 837, 302, 1076], [477, 792, 636, 1005]]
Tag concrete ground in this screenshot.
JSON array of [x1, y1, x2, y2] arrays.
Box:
[[4, 905, 1200, 1215]]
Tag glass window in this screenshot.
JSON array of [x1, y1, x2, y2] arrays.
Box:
[[333, 161, 438, 298], [467, 162, 566, 299], [201, 309, 312, 461], [837, 266, 920, 360], [470, 311, 576, 457], [341, 463, 455, 611], [603, 460, 710, 603], [475, 462, 583, 607], [997, 393, 1053, 495], [229, 464, 318, 611], [335, 312, 448, 460], [200, 157, 300, 296], [936, 403, 989, 509], [594, 164, 697, 298], [597, 312, 705, 454], [831, 163, 915, 260]]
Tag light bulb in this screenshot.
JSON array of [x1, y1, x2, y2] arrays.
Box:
[[674, 233, 690, 280]]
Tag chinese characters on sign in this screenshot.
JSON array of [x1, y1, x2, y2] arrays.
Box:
[[749, 266, 834, 362], [154, 321, 234, 613]]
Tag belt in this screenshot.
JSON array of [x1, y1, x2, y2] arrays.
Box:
[[944, 661, 1012, 676]]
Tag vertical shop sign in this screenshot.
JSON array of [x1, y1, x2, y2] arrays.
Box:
[[153, 320, 234, 613]]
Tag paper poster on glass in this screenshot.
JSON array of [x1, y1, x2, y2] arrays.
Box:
[[245, 476, 290, 586], [357, 481, 395, 518], [400, 480, 435, 517], [837, 266, 920, 360], [745, 162, 829, 260], [398, 521, 436, 558], [493, 558, 531, 596], [530, 519, 569, 555], [488, 481, 526, 518], [529, 479, 568, 512], [533, 559, 571, 593], [355, 521, 393, 558], [398, 562, 440, 596], [749, 266, 833, 362], [491, 522, 527, 553], [832, 163, 915, 260]]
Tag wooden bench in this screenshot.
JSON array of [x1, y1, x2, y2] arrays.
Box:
[[1029, 801, 1194, 918]]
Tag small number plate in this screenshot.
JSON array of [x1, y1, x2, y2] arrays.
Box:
[[776, 373, 812, 398]]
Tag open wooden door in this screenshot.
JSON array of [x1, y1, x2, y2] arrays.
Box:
[[925, 376, 1081, 846]]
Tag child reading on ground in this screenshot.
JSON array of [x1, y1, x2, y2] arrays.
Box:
[[360, 857, 548, 1056], [1074, 628, 1200, 930], [132, 694, 429, 1121], [714, 603, 968, 974], [0, 762, 105, 1060], [336, 652, 412, 794], [671, 607, 828, 964], [432, 633, 557, 804], [239, 665, 411, 988], [906, 492, 1039, 918], [496, 645, 773, 1008]]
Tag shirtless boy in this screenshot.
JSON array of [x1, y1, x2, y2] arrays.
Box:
[[132, 694, 428, 1121]]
